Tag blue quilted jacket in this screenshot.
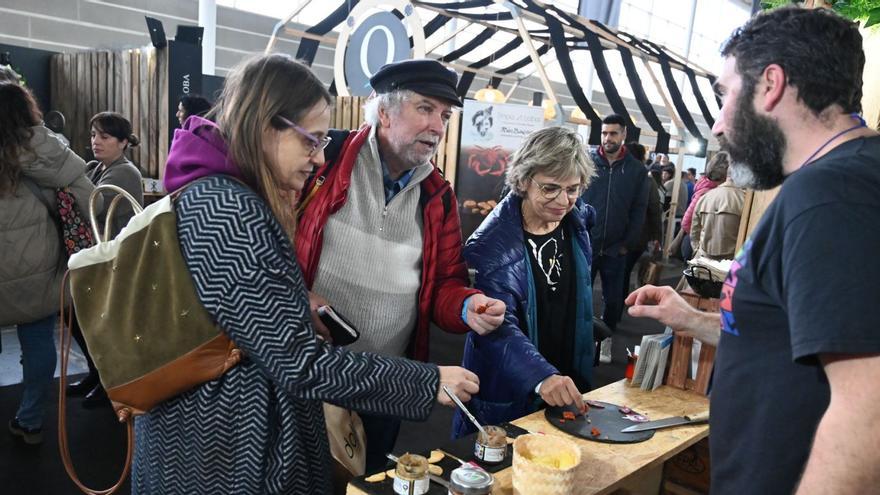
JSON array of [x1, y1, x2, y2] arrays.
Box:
[[452, 193, 596, 438]]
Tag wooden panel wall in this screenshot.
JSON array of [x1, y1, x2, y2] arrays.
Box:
[[330, 96, 461, 181], [50, 47, 169, 179], [735, 187, 780, 251]]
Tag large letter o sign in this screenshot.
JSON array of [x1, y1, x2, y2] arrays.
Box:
[[334, 0, 425, 97], [360, 25, 396, 77]]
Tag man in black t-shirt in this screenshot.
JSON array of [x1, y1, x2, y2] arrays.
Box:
[[626, 7, 880, 494]]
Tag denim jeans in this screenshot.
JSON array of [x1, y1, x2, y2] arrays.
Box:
[[16, 314, 57, 429], [591, 254, 626, 333]]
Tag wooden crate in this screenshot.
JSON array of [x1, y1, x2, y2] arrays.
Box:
[[664, 289, 718, 396], [663, 437, 711, 494]]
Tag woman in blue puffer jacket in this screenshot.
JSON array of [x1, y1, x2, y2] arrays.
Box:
[[453, 127, 597, 438]]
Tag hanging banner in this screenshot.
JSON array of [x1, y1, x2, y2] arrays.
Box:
[[456, 100, 544, 238]]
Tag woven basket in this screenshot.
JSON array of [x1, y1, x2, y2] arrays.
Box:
[[512, 434, 583, 495]]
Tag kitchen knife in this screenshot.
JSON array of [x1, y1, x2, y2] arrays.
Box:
[[621, 411, 709, 433]]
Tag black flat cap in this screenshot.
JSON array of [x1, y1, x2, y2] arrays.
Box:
[[369, 59, 462, 107]]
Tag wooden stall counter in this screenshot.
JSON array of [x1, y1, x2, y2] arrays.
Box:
[[348, 379, 709, 495]]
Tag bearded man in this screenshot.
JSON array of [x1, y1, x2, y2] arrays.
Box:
[[296, 59, 505, 472], [626, 7, 880, 494]]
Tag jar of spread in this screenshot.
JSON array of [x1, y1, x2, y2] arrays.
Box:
[[393, 453, 429, 495], [448, 465, 494, 495], [474, 425, 507, 464]]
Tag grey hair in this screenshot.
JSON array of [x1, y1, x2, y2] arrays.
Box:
[[506, 126, 596, 195], [363, 89, 416, 126], [704, 151, 730, 182]]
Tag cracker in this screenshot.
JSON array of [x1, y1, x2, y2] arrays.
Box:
[[364, 472, 386, 483]]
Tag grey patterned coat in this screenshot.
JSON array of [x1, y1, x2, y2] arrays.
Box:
[[133, 176, 440, 494]]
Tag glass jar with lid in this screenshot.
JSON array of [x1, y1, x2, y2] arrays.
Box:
[[448, 465, 494, 495], [393, 453, 429, 495], [474, 425, 507, 465]]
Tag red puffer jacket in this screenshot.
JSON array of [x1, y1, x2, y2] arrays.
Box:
[[295, 126, 479, 361]]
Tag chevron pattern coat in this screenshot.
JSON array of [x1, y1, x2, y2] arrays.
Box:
[[132, 176, 439, 494]]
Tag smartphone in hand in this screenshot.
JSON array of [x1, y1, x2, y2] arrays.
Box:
[[317, 305, 359, 346]]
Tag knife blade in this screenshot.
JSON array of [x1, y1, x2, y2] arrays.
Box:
[[621, 410, 709, 433]]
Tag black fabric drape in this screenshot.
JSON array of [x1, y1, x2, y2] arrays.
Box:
[[496, 44, 551, 75], [441, 28, 496, 62], [456, 38, 524, 98], [456, 71, 476, 99], [423, 13, 452, 38], [657, 54, 707, 154], [417, 0, 493, 8], [455, 11, 512, 21], [706, 74, 723, 108], [295, 1, 359, 65], [617, 46, 671, 154], [546, 17, 602, 144], [581, 28, 639, 141], [684, 67, 715, 129]]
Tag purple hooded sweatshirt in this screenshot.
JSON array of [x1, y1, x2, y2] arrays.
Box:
[[163, 116, 242, 192]]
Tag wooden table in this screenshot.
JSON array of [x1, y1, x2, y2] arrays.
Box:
[[348, 379, 709, 494]]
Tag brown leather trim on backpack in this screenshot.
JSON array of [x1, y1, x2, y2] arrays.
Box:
[[107, 334, 241, 415], [58, 270, 133, 495]]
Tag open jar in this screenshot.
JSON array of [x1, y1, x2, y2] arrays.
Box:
[[474, 425, 507, 464], [393, 453, 430, 495], [448, 465, 494, 495]]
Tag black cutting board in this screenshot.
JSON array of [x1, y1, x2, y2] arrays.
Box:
[[349, 422, 529, 494], [544, 401, 654, 444]]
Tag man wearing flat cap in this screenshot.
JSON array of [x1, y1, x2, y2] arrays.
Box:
[[296, 59, 505, 471]]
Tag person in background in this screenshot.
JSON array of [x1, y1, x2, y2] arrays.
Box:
[[622, 142, 663, 302], [661, 166, 689, 259], [454, 127, 594, 437], [295, 59, 505, 472], [176, 94, 213, 127], [685, 167, 697, 207], [689, 172, 744, 261], [0, 82, 99, 445], [581, 114, 648, 364], [143, 53, 481, 494], [67, 112, 144, 409], [627, 7, 880, 493], [676, 152, 730, 261]]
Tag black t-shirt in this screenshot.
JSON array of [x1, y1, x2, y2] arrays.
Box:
[[524, 223, 577, 383], [711, 136, 880, 494]]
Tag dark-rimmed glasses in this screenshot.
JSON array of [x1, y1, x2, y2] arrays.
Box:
[[530, 179, 583, 201], [275, 115, 332, 157]]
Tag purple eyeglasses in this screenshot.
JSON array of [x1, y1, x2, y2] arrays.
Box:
[[275, 115, 331, 157]]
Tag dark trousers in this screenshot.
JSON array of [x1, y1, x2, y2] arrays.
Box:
[[360, 412, 402, 474], [620, 247, 647, 319], [70, 311, 98, 377], [681, 233, 694, 262], [591, 253, 626, 333]]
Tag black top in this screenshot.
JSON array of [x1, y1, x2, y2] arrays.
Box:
[[524, 222, 578, 387], [711, 136, 880, 494]]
